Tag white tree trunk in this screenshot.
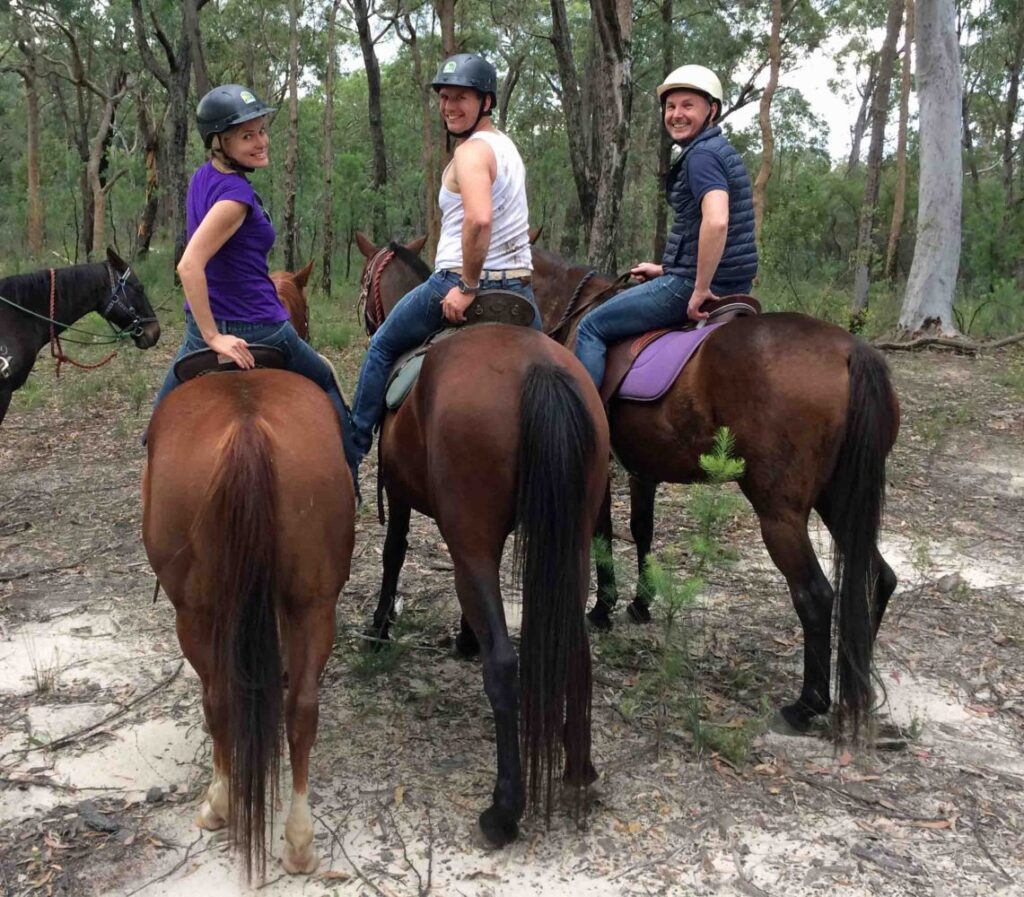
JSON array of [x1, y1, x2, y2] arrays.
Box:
[[899, 0, 962, 336]]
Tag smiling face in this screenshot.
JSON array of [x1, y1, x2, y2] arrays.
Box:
[[219, 116, 270, 168], [662, 89, 714, 143], [437, 86, 489, 134]]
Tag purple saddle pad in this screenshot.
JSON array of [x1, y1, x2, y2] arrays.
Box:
[[619, 322, 724, 401]]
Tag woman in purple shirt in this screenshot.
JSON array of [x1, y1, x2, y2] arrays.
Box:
[[152, 84, 356, 469]]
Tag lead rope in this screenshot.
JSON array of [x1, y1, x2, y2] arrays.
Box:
[[48, 269, 118, 376]]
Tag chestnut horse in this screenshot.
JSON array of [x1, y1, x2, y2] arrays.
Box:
[[530, 245, 900, 738], [356, 237, 609, 846], [142, 370, 355, 879], [269, 260, 314, 341]]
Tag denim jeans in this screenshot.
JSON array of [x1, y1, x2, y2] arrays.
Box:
[[153, 313, 358, 469], [575, 274, 695, 388], [349, 270, 540, 462]]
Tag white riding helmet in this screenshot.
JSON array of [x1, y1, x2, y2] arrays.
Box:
[[656, 65, 724, 119]]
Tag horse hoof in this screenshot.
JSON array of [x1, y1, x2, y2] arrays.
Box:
[[363, 626, 389, 653], [771, 705, 817, 736], [454, 628, 481, 659], [478, 806, 519, 847], [281, 844, 319, 875], [196, 802, 226, 831], [586, 605, 613, 632], [563, 758, 599, 787], [626, 601, 652, 625]]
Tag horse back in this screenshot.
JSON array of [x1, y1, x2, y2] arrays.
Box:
[[143, 370, 354, 601], [611, 313, 872, 490]]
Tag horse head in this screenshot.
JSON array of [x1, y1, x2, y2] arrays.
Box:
[[104, 247, 161, 349], [355, 232, 429, 335], [270, 260, 314, 341]]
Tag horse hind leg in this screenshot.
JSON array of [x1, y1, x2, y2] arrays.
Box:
[[586, 482, 619, 631], [760, 514, 834, 733], [0, 388, 12, 427], [366, 498, 411, 648], [281, 604, 336, 874]]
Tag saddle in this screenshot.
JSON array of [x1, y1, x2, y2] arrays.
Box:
[[599, 295, 761, 405], [173, 345, 286, 383], [384, 290, 535, 410]]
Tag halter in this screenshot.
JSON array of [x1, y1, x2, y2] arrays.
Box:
[[357, 245, 396, 336]]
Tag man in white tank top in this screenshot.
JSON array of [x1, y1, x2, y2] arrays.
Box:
[[349, 53, 539, 472]]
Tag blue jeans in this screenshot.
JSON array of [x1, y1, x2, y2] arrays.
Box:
[[349, 270, 540, 462], [153, 313, 359, 470], [575, 274, 695, 388]]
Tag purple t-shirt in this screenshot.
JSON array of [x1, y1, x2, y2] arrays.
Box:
[[185, 161, 288, 323]]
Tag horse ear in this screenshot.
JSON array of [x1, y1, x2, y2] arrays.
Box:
[[528, 226, 543, 245], [355, 231, 378, 259], [295, 259, 314, 288], [405, 235, 427, 256], [106, 246, 128, 271]]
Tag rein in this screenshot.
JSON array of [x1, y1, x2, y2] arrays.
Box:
[[357, 246, 397, 336], [546, 269, 633, 341], [48, 269, 118, 375]]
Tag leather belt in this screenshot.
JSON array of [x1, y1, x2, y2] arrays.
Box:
[[449, 267, 533, 282]]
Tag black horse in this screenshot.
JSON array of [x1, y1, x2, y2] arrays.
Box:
[[0, 248, 160, 425]]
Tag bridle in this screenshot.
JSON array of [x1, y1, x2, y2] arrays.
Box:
[[357, 245, 396, 336]]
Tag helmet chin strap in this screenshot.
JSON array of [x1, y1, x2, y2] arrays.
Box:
[[212, 137, 254, 174]]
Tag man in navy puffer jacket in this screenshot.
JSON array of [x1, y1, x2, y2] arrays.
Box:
[[575, 65, 758, 389]]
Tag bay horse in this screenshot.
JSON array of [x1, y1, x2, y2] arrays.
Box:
[[356, 236, 609, 846], [269, 259, 314, 340], [530, 245, 901, 740], [0, 248, 160, 425], [142, 370, 355, 879]]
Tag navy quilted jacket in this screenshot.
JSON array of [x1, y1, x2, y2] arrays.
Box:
[[660, 126, 757, 291]]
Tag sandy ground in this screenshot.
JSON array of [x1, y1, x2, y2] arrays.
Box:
[[1, 345, 1022, 897]]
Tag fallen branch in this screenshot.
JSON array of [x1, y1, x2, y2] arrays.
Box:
[[874, 331, 1024, 353], [313, 808, 391, 897], [26, 661, 183, 755], [0, 539, 131, 582]]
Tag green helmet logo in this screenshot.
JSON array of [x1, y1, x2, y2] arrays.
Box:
[[240, 90, 257, 104], [442, 60, 458, 74]]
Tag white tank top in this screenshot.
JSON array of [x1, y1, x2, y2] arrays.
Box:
[[434, 130, 533, 273]]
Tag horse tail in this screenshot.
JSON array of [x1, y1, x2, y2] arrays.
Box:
[[829, 340, 899, 739], [515, 362, 596, 820], [200, 415, 282, 881]]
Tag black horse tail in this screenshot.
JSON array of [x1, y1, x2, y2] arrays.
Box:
[[830, 340, 899, 739], [200, 415, 282, 881], [515, 363, 596, 821]]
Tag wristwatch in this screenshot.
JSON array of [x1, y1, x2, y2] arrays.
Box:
[[456, 277, 480, 295]]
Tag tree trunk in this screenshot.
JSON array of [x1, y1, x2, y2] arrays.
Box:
[[283, 0, 301, 270], [752, 0, 782, 242], [14, 39, 44, 256], [435, 0, 457, 56], [846, 56, 877, 176], [885, 0, 914, 279], [351, 0, 388, 241], [851, 0, 904, 320], [652, 0, 672, 260], [962, 93, 981, 202], [1001, 17, 1023, 211], [87, 76, 125, 257], [136, 93, 161, 255], [899, 0, 962, 336], [321, 0, 341, 295]]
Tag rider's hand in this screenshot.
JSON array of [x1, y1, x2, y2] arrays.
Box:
[[206, 332, 255, 369], [630, 262, 664, 283], [441, 286, 475, 324], [687, 286, 718, 322]]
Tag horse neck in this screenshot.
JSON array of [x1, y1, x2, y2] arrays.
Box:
[[52, 263, 109, 333]]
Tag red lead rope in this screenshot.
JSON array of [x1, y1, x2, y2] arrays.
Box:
[[48, 268, 117, 376]]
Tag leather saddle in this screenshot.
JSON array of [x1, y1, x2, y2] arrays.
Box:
[[599, 295, 761, 405], [384, 290, 535, 410], [173, 345, 286, 383]]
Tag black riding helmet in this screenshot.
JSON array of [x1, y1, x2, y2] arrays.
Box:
[[196, 84, 276, 149], [432, 54, 498, 137]]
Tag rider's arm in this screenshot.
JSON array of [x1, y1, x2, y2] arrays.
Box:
[[694, 190, 729, 293], [176, 199, 255, 367], [454, 139, 496, 287]]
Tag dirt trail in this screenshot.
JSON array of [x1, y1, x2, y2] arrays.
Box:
[[1, 349, 1022, 896]]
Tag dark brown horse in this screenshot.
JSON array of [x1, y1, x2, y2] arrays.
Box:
[[530, 245, 901, 739], [356, 237, 609, 846], [142, 370, 355, 879], [269, 260, 314, 340], [0, 248, 160, 426]]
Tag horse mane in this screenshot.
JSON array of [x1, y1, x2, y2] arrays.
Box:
[[388, 242, 431, 280], [0, 264, 106, 311]]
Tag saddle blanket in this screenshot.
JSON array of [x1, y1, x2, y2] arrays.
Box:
[[618, 322, 724, 401]]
